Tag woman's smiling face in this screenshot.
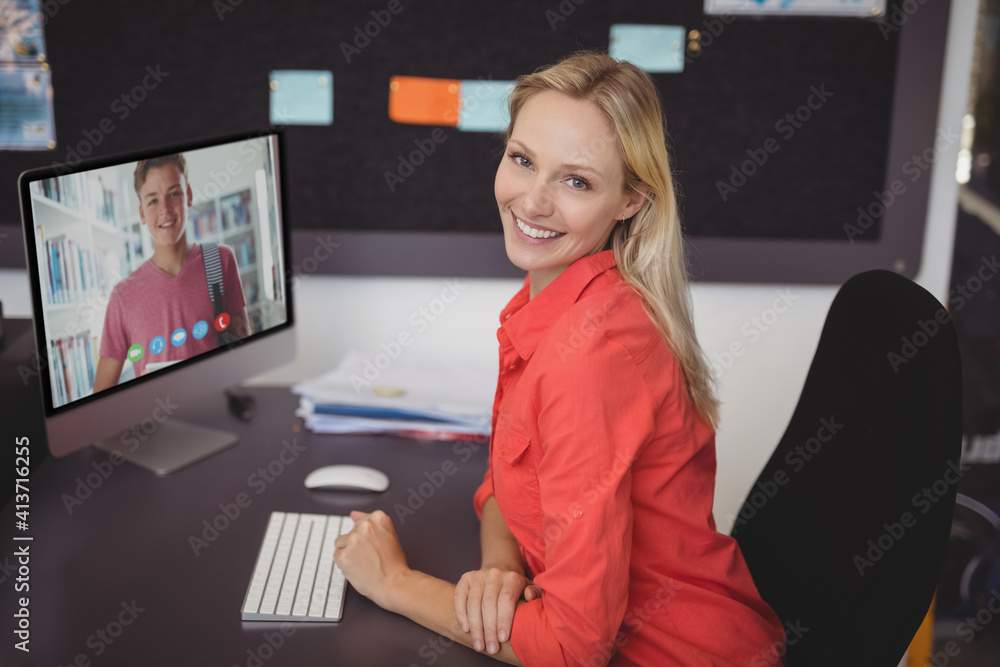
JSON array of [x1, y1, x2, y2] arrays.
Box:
[[495, 90, 643, 294]]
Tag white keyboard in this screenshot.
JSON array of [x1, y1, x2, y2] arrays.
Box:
[[241, 511, 354, 622]]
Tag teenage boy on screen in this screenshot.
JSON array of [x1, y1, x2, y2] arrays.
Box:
[[91, 154, 248, 394]]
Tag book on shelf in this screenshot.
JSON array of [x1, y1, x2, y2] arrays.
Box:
[[192, 207, 218, 239], [33, 172, 122, 225], [244, 276, 259, 305], [235, 235, 256, 267], [271, 264, 283, 304], [41, 232, 121, 306], [50, 331, 98, 407], [221, 192, 253, 231]]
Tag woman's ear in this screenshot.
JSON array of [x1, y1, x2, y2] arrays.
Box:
[[621, 187, 650, 220]]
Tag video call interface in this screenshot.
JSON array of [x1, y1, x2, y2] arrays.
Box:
[[26, 135, 288, 411]]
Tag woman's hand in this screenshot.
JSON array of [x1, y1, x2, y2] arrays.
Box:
[[333, 510, 411, 610], [454, 567, 542, 655]]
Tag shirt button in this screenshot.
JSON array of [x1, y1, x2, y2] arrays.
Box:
[[505, 314, 511, 319], [500, 446, 506, 455], [572, 508, 584, 519]]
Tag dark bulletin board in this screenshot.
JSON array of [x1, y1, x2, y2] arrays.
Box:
[[0, 0, 946, 282]]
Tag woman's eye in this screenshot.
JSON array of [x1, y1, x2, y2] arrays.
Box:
[[509, 152, 532, 169], [568, 177, 590, 190]]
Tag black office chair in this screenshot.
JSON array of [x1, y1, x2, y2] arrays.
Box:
[[731, 270, 963, 666]]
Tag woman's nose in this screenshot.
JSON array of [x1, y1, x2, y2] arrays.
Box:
[[521, 178, 553, 218]]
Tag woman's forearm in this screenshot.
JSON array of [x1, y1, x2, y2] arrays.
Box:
[[354, 500, 530, 663], [480, 496, 525, 573], [385, 570, 524, 666]]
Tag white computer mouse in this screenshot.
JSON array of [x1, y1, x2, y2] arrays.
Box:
[[304, 465, 390, 492]]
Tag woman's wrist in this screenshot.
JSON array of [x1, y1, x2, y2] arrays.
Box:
[[480, 558, 525, 575], [379, 567, 421, 615]]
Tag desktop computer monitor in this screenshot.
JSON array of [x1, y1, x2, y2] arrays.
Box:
[[18, 129, 295, 474]]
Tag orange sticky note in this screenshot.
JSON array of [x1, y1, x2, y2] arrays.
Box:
[[388, 76, 461, 127]]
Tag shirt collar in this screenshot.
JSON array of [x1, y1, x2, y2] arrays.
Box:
[[500, 249, 619, 360]]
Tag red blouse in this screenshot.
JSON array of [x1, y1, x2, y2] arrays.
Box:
[[473, 250, 786, 666]]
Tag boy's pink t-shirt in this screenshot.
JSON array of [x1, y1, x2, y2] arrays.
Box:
[[99, 244, 246, 377]]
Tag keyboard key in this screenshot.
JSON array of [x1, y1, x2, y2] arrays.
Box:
[[241, 512, 350, 622], [242, 512, 285, 615]]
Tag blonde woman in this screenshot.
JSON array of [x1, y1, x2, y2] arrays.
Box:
[[334, 51, 785, 666]]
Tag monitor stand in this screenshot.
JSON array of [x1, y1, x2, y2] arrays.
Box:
[[94, 420, 238, 476]]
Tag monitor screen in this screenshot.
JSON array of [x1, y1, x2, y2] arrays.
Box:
[[19, 130, 295, 473], [21, 131, 290, 414]]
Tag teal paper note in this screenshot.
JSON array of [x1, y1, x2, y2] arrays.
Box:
[[609, 24, 686, 74], [269, 70, 333, 125], [458, 80, 515, 132]]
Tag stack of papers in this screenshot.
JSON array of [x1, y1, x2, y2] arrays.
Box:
[[292, 350, 494, 440]]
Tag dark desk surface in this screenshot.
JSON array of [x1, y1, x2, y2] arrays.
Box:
[[0, 385, 497, 666]]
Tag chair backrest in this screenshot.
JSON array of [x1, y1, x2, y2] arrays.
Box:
[[731, 270, 963, 666]]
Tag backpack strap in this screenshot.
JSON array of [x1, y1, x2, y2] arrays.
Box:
[[201, 242, 229, 346]]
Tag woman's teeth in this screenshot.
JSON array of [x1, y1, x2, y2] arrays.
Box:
[[516, 217, 563, 239]]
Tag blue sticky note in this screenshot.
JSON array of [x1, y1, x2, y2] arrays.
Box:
[[269, 70, 333, 125], [457, 80, 515, 132], [609, 24, 686, 74]]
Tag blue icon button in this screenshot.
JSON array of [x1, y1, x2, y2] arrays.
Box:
[[192, 320, 209, 340], [171, 328, 187, 347], [149, 336, 166, 355]]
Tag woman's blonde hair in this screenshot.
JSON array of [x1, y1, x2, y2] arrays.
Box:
[[505, 51, 720, 429]]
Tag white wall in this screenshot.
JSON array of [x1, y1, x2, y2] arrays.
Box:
[[0, 0, 977, 535]]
